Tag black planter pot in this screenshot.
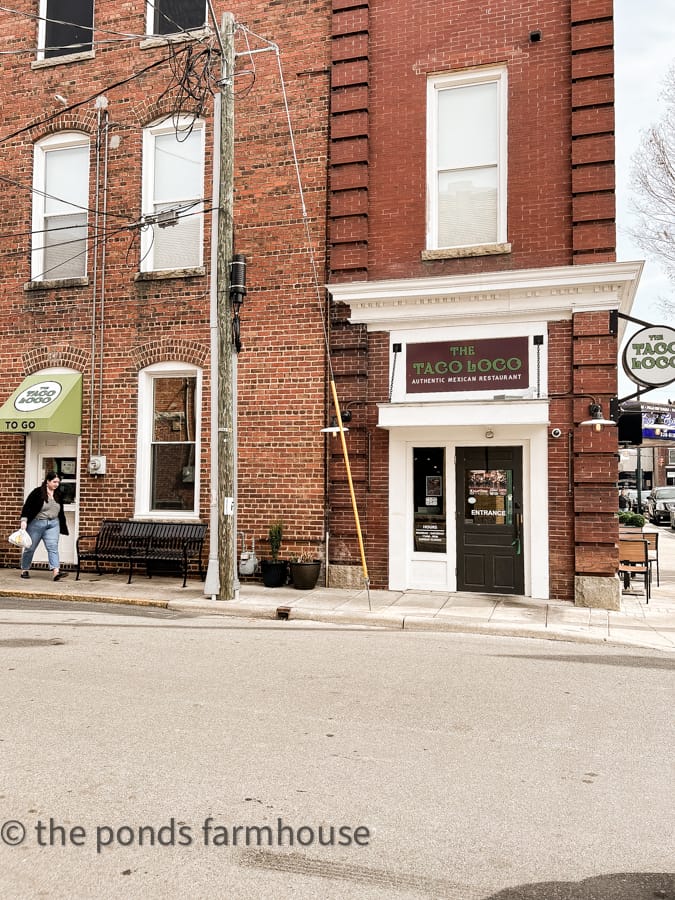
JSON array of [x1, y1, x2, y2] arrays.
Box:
[[261, 559, 288, 587], [290, 560, 321, 590]]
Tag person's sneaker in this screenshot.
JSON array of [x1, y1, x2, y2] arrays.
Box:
[[20, 572, 30, 579], [53, 572, 68, 582]]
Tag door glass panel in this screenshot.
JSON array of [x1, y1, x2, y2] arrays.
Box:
[[465, 468, 512, 525], [413, 447, 446, 552], [41, 455, 77, 505]]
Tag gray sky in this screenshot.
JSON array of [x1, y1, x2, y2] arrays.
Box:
[[615, 0, 674, 401], [615, 0, 674, 317]]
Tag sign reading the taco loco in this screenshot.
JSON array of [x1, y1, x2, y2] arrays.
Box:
[[406, 337, 529, 394], [622, 326, 675, 389]]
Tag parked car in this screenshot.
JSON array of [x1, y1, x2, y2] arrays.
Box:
[[646, 487, 675, 524]]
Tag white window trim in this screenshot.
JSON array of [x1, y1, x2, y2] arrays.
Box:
[[135, 361, 203, 519], [31, 131, 90, 282], [426, 65, 508, 252], [140, 117, 205, 272]]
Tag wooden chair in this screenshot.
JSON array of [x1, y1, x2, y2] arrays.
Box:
[[618, 538, 651, 602], [643, 531, 660, 586]]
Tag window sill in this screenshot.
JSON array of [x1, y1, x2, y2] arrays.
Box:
[[139, 28, 211, 50], [24, 276, 89, 291], [422, 242, 512, 260], [132, 513, 203, 523], [32, 50, 95, 69], [134, 267, 206, 282]]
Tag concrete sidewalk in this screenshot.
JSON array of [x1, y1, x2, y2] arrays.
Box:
[[3, 527, 675, 653]]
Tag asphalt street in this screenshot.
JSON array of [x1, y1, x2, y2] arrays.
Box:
[[0, 601, 673, 900]]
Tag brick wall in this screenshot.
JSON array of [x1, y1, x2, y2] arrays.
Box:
[[327, 0, 619, 598], [0, 1, 333, 568]]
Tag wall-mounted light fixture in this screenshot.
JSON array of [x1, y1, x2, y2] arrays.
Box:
[[579, 402, 616, 432], [321, 410, 351, 436]]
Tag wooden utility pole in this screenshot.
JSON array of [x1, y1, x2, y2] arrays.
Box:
[[216, 12, 235, 599]]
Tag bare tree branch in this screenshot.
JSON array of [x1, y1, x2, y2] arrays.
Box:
[[630, 64, 675, 316]]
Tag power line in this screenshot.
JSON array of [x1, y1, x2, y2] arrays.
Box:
[[0, 173, 132, 222], [0, 201, 215, 248], [0, 3, 211, 43], [0, 46, 194, 147]]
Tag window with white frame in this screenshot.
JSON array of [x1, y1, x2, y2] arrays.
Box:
[[38, 0, 93, 59], [136, 363, 202, 517], [141, 118, 205, 271], [426, 67, 507, 251], [32, 132, 90, 281], [147, 0, 206, 36]]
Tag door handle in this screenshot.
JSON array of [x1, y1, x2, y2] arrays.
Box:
[[512, 512, 523, 555]]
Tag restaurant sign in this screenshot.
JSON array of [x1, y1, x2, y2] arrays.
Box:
[[406, 337, 529, 394], [622, 325, 675, 389]]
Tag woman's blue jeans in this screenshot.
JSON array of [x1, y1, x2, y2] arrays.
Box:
[[21, 518, 60, 571]]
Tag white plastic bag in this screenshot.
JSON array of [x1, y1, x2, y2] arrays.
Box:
[[8, 529, 32, 549]]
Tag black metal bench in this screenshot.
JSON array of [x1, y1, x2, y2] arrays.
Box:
[[144, 522, 207, 587], [76, 520, 207, 587]]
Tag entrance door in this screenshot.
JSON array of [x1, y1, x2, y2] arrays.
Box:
[[25, 433, 79, 565], [456, 446, 524, 594]]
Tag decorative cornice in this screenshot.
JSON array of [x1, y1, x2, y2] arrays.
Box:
[[328, 261, 644, 331]]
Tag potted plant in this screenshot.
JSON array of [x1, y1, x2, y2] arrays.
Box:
[[618, 511, 646, 528], [290, 551, 322, 590], [260, 521, 288, 587]]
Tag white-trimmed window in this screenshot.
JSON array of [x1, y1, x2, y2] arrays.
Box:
[[32, 132, 90, 281], [38, 0, 93, 60], [141, 118, 205, 272], [426, 66, 507, 251], [136, 363, 202, 518], [146, 1, 206, 36]]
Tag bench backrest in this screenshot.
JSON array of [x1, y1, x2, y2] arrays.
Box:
[[643, 531, 658, 554], [618, 538, 648, 566], [148, 522, 207, 550], [95, 519, 153, 549], [93, 520, 206, 553]]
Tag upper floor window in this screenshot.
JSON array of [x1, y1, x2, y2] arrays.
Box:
[[38, 0, 93, 60], [141, 118, 205, 272], [147, 1, 207, 36], [426, 67, 507, 251], [32, 132, 90, 281]]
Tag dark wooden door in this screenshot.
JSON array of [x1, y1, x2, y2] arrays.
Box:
[[456, 446, 524, 594]]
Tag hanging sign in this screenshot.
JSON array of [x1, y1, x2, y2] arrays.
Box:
[[406, 337, 529, 394], [622, 326, 675, 389]]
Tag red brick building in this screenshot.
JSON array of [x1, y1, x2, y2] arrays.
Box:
[[0, 2, 332, 585], [325, 0, 642, 607], [0, 1, 642, 608]]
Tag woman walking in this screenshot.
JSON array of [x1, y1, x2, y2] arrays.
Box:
[[19, 471, 69, 581]]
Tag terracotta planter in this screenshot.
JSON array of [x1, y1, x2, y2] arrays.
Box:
[[260, 559, 288, 587], [290, 560, 321, 590]]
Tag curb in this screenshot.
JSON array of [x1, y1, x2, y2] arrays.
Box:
[[3, 588, 674, 652], [0, 588, 169, 609]]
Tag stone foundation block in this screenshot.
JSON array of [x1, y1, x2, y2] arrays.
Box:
[[574, 574, 621, 610]]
